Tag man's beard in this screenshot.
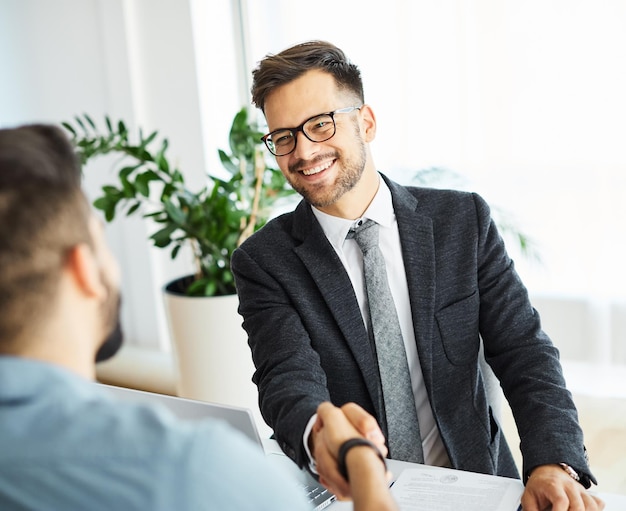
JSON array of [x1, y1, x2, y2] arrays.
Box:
[[95, 271, 124, 363], [95, 308, 123, 362], [287, 130, 367, 209]]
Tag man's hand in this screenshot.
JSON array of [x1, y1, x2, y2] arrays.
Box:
[[521, 464, 605, 511], [310, 402, 388, 499]]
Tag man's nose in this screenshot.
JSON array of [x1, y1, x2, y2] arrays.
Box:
[[291, 130, 320, 160]]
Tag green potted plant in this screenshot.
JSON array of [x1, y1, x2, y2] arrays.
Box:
[[62, 108, 295, 412], [62, 108, 295, 297]]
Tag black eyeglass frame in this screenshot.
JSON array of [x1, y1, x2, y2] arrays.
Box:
[[261, 105, 363, 156]]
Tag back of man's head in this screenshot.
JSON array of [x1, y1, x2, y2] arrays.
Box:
[[0, 124, 92, 349]]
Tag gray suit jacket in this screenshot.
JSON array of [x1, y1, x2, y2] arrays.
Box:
[[232, 174, 594, 485]]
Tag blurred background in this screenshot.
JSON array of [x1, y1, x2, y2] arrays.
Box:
[[1, 0, 624, 493]]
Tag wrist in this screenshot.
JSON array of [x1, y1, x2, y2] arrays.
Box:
[[528, 463, 592, 489], [338, 438, 386, 481], [557, 462, 593, 488], [558, 462, 580, 482]]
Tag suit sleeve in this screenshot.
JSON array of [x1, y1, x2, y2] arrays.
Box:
[[231, 245, 331, 468], [471, 193, 595, 487]]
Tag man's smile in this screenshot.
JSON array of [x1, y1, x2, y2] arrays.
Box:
[[300, 159, 334, 176]]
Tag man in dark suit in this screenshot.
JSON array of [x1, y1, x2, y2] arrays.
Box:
[[232, 40, 604, 510]]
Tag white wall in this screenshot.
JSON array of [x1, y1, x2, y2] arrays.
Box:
[[0, 0, 243, 351]]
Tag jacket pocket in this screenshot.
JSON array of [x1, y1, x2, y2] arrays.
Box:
[[435, 291, 480, 365]]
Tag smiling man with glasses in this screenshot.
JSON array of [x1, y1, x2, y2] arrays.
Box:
[[231, 40, 603, 511]]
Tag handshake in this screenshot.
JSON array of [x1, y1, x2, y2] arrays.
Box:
[[310, 402, 398, 511]]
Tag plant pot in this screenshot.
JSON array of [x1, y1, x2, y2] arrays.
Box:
[[163, 276, 267, 434]]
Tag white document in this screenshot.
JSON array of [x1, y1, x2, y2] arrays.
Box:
[[390, 465, 524, 511]]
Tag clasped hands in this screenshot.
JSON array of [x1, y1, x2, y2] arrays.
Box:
[[310, 402, 391, 501]]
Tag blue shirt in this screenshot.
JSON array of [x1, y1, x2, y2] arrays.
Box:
[[0, 356, 308, 510]]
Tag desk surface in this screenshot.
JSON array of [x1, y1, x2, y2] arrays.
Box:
[[322, 458, 626, 510], [262, 440, 625, 510]]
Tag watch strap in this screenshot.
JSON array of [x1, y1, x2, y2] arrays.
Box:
[[558, 463, 594, 489], [337, 438, 386, 481], [558, 463, 580, 481]]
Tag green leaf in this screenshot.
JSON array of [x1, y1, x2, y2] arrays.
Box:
[[84, 113, 96, 130], [101, 185, 121, 197], [143, 210, 163, 218], [119, 165, 137, 181], [186, 278, 209, 296], [104, 206, 116, 222], [170, 244, 181, 260], [134, 173, 151, 197], [230, 108, 249, 154], [171, 169, 183, 183], [160, 182, 175, 202], [150, 224, 177, 248], [75, 115, 87, 133], [141, 170, 160, 182], [125, 146, 153, 161], [204, 281, 217, 296], [105, 116, 113, 134], [218, 150, 238, 175], [155, 140, 170, 173], [164, 199, 186, 225], [141, 130, 158, 147], [61, 122, 76, 136], [126, 202, 141, 216], [123, 181, 137, 199], [229, 107, 258, 160], [93, 197, 111, 212], [93, 197, 117, 222]]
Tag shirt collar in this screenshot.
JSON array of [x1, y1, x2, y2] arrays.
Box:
[[311, 174, 395, 251], [0, 356, 95, 402]]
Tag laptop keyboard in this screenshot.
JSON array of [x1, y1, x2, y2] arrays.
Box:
[[302, 483, 335, 510]]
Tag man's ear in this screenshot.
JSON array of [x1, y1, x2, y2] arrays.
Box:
[[360, 104, 377, 143], [65, 243, 106, 299]]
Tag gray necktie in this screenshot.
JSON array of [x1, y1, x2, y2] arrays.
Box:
[[348, 219, 424, 463]]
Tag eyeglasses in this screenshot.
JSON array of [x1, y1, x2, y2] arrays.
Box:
[[261, 106, 362, 156]]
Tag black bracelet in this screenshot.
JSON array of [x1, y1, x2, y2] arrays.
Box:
[[337, 438, 387, 481]]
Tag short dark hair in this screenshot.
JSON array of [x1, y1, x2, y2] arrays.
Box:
[[251, 40, 364, 112], [0, 124, 91, 346]]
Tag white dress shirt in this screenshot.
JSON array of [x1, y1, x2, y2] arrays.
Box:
[[306, 175, 450, 468]]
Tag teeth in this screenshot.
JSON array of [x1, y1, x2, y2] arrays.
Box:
[[301, 161, 332, 176]]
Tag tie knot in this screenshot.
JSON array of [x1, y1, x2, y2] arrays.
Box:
[[347, 219, 379, 252]]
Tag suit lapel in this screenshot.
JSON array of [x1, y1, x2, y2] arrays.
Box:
[[385, 177, 436, 395], [291, 202, 384, 417]]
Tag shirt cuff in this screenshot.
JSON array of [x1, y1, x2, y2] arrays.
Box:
[[303, 413, 318, 475]]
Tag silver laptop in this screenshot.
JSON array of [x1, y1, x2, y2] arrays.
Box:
[[98, 384, 335, 510]]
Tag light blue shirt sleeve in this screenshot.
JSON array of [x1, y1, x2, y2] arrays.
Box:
[[0, 358, 309, 511], [179, 419, 310, 511]]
